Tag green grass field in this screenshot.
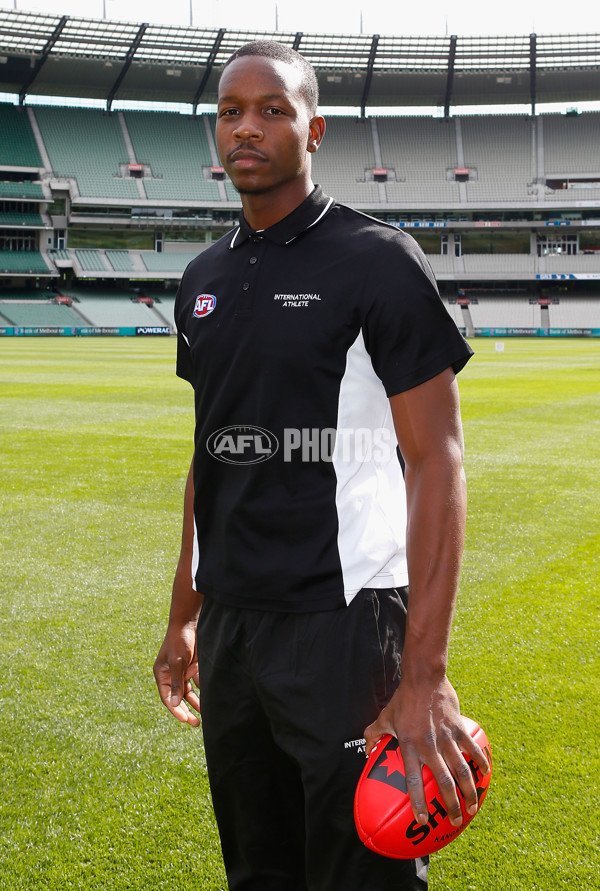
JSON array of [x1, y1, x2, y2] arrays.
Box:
[[0, 337, 598, 890]]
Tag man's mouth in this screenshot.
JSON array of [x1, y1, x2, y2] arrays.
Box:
[[229, 149, 268, 166]]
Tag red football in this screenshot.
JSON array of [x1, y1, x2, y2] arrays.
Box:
[[354, 716, 492, 859]]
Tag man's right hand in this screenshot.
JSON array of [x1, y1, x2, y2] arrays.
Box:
[[153, 621, 201, 726]]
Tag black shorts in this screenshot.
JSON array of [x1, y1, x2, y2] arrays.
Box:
[[196, 587, 428, 891]]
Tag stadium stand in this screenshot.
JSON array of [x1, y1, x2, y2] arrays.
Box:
[[141, 251, 199, 273], [0, 301, 82, 327], [311, 117, 381, 205], [461, 255, 536, 275], [75, 249, 112, 273], [58, 287, 162, 327], [549, 298, 600, 327], [124, 111, 221, 202], [0, 250, 51, 275], [469, 298, 540, 329], [441, 299, 465, 329], [151, 295, 176, 328], [33, 106, 140, 200], [0, 103, 43, 168], [462, 116, 535, 204], [376, 117, 461, 205], [0, 13, 599, 335], [0, 211, 44, 227], [543, 113, 600, 176], [106, 250, 135, 273], [0, 181, 44, 200]]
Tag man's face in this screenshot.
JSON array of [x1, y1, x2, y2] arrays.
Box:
[[216, 55, 317, 198]]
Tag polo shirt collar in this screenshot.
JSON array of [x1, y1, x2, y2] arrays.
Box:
[[229, 185, 335, 249]]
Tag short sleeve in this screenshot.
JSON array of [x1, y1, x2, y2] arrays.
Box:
[[362, 231, 473, 397], [174, 279, 193, 384]]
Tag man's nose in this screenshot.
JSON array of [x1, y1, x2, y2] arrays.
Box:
[[233, 113, 263, 140]]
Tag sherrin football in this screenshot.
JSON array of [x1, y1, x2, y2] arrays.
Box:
[[354, 716, 492, 859]]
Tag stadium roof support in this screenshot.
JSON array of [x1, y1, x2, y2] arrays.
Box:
[[443, 35, 457, 119], [530, 33, 537, 116], [18, 15, 67, 106], [192, 27, 225, 114], [360, 34, 379, 118], [106, 22, 147, 113]]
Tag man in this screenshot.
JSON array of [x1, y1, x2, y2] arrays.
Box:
[[154, 40, 489, 891]]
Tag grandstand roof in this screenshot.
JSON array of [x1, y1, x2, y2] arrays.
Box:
[[1, 9, 600, 114]]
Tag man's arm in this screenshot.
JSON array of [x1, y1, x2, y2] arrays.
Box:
[[153, 457, 203, 726], [364, 367, 490, 827]]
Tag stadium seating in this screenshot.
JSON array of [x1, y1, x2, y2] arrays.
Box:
[[376, 117, 461, 205], [33, 107, 140, 200], [543, 113, 600, 176], [0, 302, 82, 326], [461, 115, 534, 203], [549, 298, 600, 327], [0, 104, 43, 168], [141, 251, 199, 273], [0, 212, 45, 227], [311, 116, 381, 205], [0, 251, 50, 275], [469, 298, 540, 328], [0, 181, 45, 200], [124, 111, 221, 202], [106, 250, 135, 273], [75, 250, 112, 273], [461, 254, 536, 275], [58, 287, 161, 327]]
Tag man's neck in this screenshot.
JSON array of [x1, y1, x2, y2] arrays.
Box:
[[241, 178, 315, 231]]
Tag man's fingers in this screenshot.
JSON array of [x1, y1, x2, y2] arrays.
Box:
[[153, 657, 200, 726], [182, 678, 200, 714], [401, 749, 429, 826], [363, 723, 384, 756], [435, 745, 473, 825]]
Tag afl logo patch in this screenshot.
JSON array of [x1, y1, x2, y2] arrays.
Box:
[[206, 425, 279, 465], [193, 294, 216, 318]]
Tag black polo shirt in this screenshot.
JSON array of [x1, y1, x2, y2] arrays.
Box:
[[175, 186, 472, 612]]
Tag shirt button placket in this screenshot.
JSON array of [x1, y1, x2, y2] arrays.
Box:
[[237, 236, 264, 315]]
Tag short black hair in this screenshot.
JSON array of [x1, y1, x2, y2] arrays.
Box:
[[222, 41, 319, 116]]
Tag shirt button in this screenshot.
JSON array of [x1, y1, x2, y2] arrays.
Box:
[[242, 282, 250, 291], [249, 257, 257, 265]]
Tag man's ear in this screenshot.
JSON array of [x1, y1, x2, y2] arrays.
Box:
[[307, 115, 326, 153]]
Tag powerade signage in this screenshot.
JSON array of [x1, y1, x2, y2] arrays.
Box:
[[136, 326, 171, 335]]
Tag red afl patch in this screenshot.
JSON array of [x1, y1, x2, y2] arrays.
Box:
[[193, 294, 216, 318]]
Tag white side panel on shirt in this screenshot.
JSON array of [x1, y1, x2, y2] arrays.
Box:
[[333, 330, 409, 605]]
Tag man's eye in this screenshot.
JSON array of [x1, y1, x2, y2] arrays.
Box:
[[266, 107, 284, 115]]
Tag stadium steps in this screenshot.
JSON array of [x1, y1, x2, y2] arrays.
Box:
[[146, 302, 173, 330], [117, 112, 146, 200], [203, 115, 228, 203], [26, 107, 53, 175], [460, 304, 474, 337]]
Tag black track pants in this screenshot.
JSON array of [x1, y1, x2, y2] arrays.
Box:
[[196, 587, 428, 891]]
